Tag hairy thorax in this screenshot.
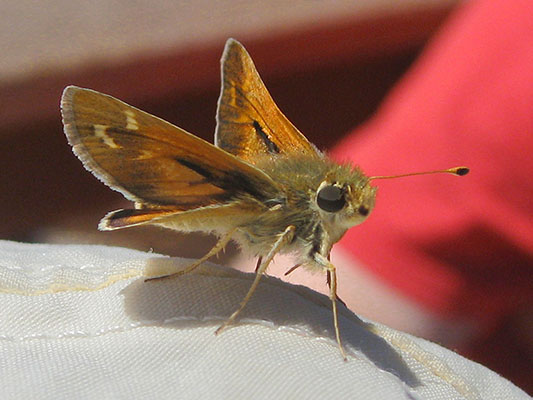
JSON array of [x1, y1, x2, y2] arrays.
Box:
[[232, 154, 375, 269]]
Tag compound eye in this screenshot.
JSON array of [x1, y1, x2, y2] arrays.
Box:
[[317, 185, 346, 212]]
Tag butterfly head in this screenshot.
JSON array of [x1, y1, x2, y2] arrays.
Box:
[[314, 172, 376, 244]]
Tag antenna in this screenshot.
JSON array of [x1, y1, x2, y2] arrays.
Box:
[[368, 166, 469, 181]]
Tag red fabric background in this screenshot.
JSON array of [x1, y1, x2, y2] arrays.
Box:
[[332, 0, 532, 391]]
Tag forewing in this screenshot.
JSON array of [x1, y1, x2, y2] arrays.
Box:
[[215, 39, 321, 162], [61, 86, 280, 209]]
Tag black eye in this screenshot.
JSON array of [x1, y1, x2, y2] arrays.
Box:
[[317, 185, 346, 212]]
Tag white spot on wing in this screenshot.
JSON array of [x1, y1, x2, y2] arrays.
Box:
[[94, 124, 119, 148], [125, 110, 139, 130], [133, 149, 154, 160]]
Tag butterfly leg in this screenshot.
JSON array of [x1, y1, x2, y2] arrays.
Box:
[[215, 225, 295, 335], [326, 272, 347, 307], [254, 256, 263, 273], [145, 228, 236, 282], [316, 254, 347, 360], [283, 263, 301, 276]]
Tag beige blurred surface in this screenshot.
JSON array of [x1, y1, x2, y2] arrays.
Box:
[[2, 0, 457, 82]]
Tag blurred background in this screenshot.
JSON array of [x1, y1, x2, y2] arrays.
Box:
[[4, 0, 533, 394], [0, 0, 457, 257]]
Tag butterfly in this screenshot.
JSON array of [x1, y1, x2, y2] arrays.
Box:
[[61, 38, 468, 359]]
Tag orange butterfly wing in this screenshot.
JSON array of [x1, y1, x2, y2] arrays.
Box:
[[61, 86, 280, 212], [215, 39, 321, 162]]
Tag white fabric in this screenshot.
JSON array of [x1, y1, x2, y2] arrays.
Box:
[[0, 240, 528, 400]]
